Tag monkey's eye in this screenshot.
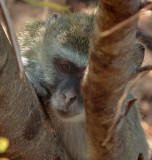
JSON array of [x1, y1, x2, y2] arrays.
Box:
[[56, 59, 76, 74], [61, 64, 72, 73]]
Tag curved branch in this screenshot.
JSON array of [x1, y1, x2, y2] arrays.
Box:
[[82, 0, 147, 160], [0, 26, 69, 160]]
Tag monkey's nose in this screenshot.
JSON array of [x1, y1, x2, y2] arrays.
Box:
[[64, 91, 76, 104]]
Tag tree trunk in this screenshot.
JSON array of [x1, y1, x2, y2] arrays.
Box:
[[0, 25, 69, 160], [81, 0, 145, 160]]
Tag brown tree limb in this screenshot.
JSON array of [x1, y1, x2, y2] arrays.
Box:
[[82, 0, 145, 160], [130, 65, 152, 79], [0, 0, 24, 79], [0, 25, 69, 160], [99, 2, 152, 38]]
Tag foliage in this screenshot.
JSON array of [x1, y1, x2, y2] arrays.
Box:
[[24, 0, 70, 13]]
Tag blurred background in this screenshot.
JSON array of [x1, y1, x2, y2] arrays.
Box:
[[4, 0, 96, 32], [2, 0, 152, 159]]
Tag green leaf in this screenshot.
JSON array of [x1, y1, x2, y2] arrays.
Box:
[[24, 0, 70, 12]]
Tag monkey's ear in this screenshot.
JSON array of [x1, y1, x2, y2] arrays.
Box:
[[47, 13, 63, 26], [131, 42, 145, 67]]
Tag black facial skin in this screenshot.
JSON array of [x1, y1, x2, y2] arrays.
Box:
[[50, 59, 85, 119]]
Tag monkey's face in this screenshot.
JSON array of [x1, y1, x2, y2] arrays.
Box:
[[39, 41, 88, 122], [36, 13, 92, 122], [50, 56, 87, 122]]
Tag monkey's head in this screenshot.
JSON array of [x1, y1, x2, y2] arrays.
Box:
[[22, 13, 146, 122], [36, 13, 94, 122]]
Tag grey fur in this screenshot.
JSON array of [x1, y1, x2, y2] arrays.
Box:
[[20, 13, 148, 160], [20, 13, 91, 160]]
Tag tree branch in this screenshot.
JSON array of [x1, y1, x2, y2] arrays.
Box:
[[82, 0, 143, 159], [0, 25, 69, 160], [0, 0, 24, 79]]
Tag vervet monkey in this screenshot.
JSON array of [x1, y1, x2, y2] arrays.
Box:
[[20, 13, 148, 160]]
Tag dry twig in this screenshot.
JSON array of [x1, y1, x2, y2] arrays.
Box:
[[0, 0, 24, 79], [100, 2, 152, 38], [130, 65, 152, 79], [102, 70, 149, 146], [138, 153, 144, 160], [102, 98, 137, 146]]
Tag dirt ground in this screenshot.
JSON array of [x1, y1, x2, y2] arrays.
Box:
[[2, 0, 152, 158]]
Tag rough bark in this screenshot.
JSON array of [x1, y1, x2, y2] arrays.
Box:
[[82, 0, 142, 160], [0, 25, 69, 160]]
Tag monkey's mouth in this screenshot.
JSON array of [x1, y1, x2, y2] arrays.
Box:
[[57, 110, 79, 119]]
